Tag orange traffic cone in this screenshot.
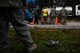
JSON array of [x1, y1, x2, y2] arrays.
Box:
[[55, 17, 58, 25]]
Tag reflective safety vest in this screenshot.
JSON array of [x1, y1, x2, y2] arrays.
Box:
[[42, 9, 48, 16]]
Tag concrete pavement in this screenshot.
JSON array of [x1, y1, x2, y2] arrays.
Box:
[[27, 22, 80, 29], [10, 22, 80, 29]]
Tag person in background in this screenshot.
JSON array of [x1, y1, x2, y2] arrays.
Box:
[[41, 7, 48, 24], [0, 0, 37, 53], [60, 6, 68, 25], [46, 17, 51, 25], [50, 6, 56, 24], [32, 5, 40, 24]]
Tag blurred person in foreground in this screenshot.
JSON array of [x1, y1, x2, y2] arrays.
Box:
[[0, 0, 37, 53]]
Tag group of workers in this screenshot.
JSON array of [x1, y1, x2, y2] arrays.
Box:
[[30, 5, 68, 25]]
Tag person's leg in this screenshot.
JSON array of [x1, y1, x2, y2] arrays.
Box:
[[41, 16, 44, 25], [33, 15, 36, 24], [0, 9, 10, 52], [43, 16, 46, 24], [35, 15, 38, 24], [64, 16, 67, 25], [51, 16, 55, 24], [8, 9, 37, 52], [61, 16, 64, 25], [44, 16, 47, 24], [36, 15, 39, 24], [54, 16, 56, 24]]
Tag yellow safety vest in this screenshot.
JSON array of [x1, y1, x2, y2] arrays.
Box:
[[42, 9, 48, 16]]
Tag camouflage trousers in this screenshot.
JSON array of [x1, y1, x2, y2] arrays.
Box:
[[0, 8, 33, 51]]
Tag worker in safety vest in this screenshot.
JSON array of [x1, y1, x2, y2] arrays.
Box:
[[41, 7, 48, 24]]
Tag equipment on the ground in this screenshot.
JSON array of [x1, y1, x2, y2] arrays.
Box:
[[46, 40, 59, 46]]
